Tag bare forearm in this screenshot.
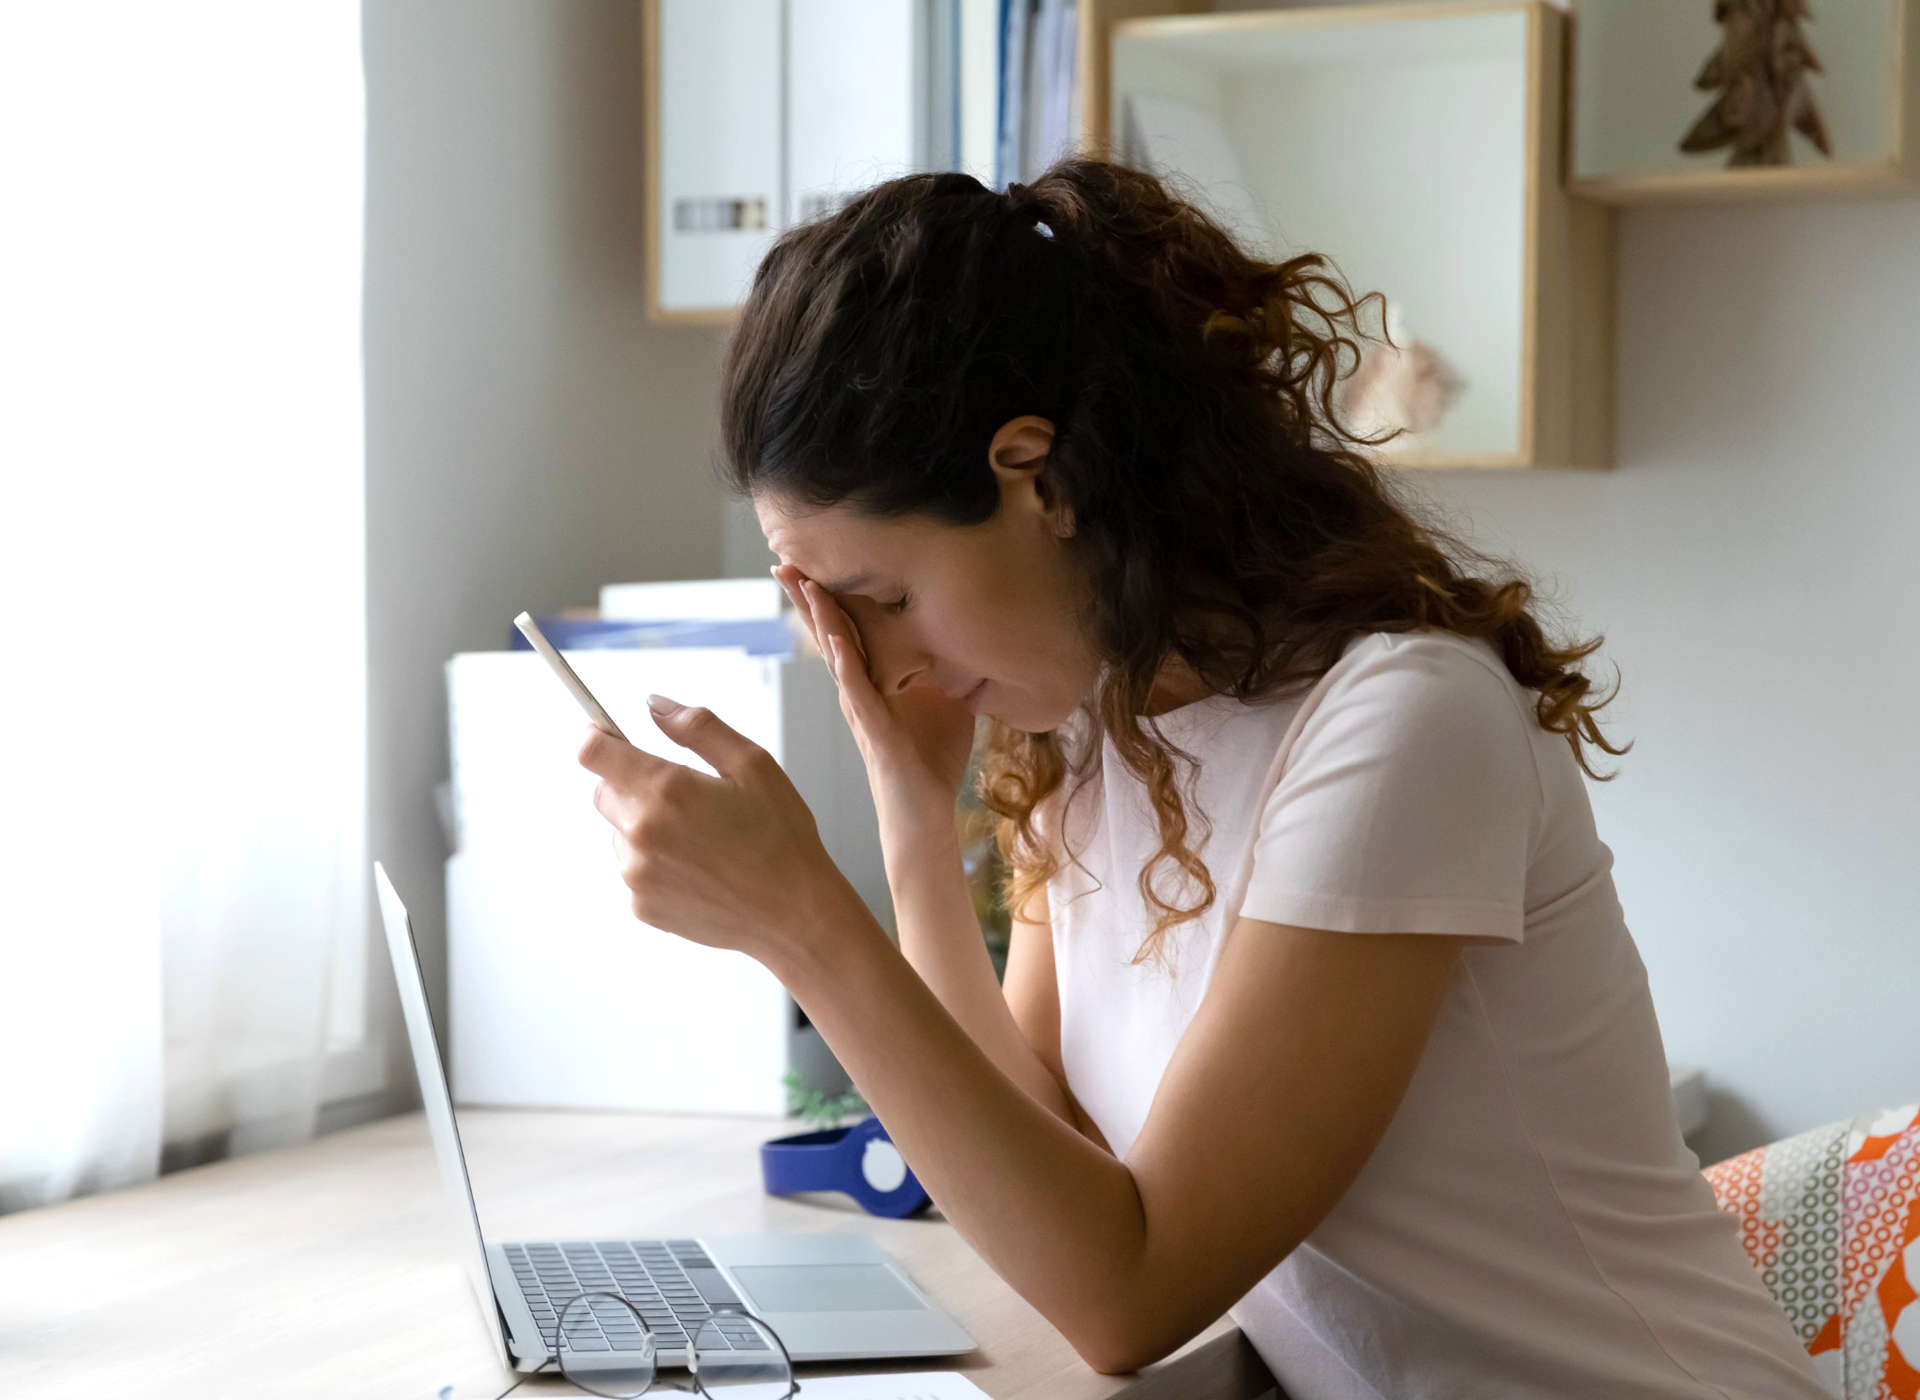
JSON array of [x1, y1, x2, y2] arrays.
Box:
[[885, 836, 1078, 1127], [771, 899, 1152, 1369]]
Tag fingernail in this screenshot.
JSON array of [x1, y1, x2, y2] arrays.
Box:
[[647, 694, 683, 716]]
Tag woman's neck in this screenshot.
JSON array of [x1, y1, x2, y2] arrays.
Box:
[[1141, 658, 1215, 717]]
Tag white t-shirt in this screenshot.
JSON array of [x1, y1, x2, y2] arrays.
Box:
[[1044, 629, 1829, 1400]]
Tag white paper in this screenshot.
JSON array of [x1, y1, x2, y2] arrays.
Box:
[[787, 1374, 994, 1400], [443, 1377, 991, 1400]]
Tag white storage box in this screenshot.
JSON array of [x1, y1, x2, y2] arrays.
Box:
[[445, 644, 883, 1115]]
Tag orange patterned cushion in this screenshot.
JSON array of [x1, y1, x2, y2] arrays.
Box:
[[1704, 1104, 1920, 1399]]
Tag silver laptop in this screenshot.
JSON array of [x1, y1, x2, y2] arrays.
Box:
[[374, 861, 976, 1373]]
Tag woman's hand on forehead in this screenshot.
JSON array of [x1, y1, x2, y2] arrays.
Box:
[[771, 561, 974, 863], [772, 562, 869, 662]]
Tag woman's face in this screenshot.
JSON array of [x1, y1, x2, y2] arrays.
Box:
[[753, 418, 1103, 734]]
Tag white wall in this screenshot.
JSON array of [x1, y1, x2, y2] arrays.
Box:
[[1410, 195, 1920, 1162], [362, 1, 729, 1065]]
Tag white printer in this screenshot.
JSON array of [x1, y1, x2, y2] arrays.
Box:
[[444, 580, 887, 1116]]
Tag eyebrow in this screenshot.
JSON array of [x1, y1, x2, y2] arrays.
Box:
[[818, 571, 880, 597]]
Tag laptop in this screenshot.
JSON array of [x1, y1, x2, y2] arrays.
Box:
[[373, 861, 976, 1373]]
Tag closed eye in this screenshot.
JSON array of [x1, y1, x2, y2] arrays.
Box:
[[884, 591, 911, 615]]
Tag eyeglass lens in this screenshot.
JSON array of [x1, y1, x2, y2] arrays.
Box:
[[690, 1309, 796, 1396], [555, 1293, 658, 1398], [554, 1293, 796, 1399]]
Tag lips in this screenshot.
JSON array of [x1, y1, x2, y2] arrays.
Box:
[[962, 679, 989, 713]]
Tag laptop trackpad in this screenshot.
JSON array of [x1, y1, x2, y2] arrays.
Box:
[[728, 1264, 924, 1313]]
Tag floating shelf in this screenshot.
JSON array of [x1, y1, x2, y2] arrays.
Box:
[[1567, 0, 1919, 204], [1108, 1, 1612, 470], [1078, 0, 1211, 152], [643, 0, 945, 324]]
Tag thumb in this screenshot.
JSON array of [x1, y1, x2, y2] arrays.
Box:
[[647, 694, 767, 780]]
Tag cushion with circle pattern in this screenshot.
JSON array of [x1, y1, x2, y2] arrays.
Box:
[[1703, 1103, 1920, 1399]]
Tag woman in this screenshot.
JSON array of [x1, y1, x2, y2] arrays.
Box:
[[579, 159, 1828, 1398]]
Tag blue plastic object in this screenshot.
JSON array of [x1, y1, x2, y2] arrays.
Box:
[[507, 615, 794, 656], [760, 1115, 932, 1219]]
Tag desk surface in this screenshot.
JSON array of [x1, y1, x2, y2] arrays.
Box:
[[0, 1108, 1273, 1400]]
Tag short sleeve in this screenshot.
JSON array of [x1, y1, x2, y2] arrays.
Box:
[[1237, 633, 1545, 945]]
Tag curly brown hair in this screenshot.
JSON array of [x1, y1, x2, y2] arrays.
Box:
[[720, 156, 1628, 967]]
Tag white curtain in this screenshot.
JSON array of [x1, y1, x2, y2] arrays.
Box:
[[0, 5, 367, 1209]]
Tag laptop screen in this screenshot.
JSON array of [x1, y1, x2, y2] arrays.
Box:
[[374, 860, 514, 1367]]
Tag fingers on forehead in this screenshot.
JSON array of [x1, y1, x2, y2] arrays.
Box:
[[803, 578, 852, 627]]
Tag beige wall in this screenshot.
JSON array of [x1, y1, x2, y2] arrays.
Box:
[[1426, 195, 1920, 1162], [362, 0, 729, 1057]]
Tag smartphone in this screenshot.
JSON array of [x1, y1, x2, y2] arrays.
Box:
[[513, 611, 628, 742]]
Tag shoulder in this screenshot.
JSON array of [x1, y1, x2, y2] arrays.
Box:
[[1307, 628, 1534, 724], [1289, 628, 1550, 807], [1334, 626, 1515, 683]]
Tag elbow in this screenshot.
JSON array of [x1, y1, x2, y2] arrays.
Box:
[[1076, 1346, 1156, 1379], [1054, 1251, 1242, 1375], [1061, 1258, 1267, 1375], [1065, 1316, 1188, 1377], [1072, 1337, 1177, 1378]]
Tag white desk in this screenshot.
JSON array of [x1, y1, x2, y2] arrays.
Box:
[[0, 1108, 1279, 1399]]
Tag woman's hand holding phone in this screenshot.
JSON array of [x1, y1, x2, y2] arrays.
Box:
[[545, 576, 973, 977], [521, 608, 869, 969], [576, 698, 874, 973], [771, 564, 978, 870]]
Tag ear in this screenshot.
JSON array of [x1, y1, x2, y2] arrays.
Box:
[[988, 416, 1074, 538]]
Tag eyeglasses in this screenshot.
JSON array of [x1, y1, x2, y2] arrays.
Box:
[[479, 1292, 800, 1399]]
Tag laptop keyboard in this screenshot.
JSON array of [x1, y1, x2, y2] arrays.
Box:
[[505, 1238, 762, 1355]]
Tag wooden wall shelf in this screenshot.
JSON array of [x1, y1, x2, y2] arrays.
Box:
[[641, 1, 1639, 471], [1105, 1, 1613, 470], [1567, 0, 1918, 205], [1079, 0, 1212, 155]]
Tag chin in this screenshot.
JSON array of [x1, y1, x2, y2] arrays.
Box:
[[984, 694, 1081, 736]]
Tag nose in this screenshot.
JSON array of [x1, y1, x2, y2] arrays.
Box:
[[863, 626, 932, 696]]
